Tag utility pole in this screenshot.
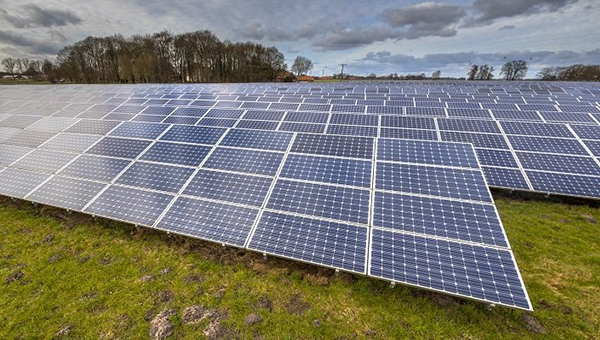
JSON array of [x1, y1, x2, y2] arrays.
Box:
[[340, 64, 346, 81]]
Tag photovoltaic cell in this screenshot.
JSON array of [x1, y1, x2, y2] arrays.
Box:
[[59, 155, 131, 182], [0, 168, 49, 198], [248, 211, 367, 273], [376, 162, 492, 202], [517, 152, 600, 175], [267, 179, 370, 224], [203, 147, 284, 176], [369, 230, 530, 309], [87, 137, 152, 159], [140, 142, 211, 166], [157, 196, 258, 246], [109, 122, 170, 139], [482, 167, 530, 189], [184, 169, 272, 206], [377, 139, 479, 168], [525, 171, 600, 198], [280, 154, 371, 187], [291, 134, 373, 159], [508, 135, 588, 155], [116, 162, 194, 193], [160, 125, 226, 145], [85, 185, 173, 226], [28, 176, 106, 210], [219, 129, 293, 151]]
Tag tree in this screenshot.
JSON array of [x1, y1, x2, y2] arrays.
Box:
[[291, 56, 313, 76], [500, 60, 528, 80], [1, 58, 17, 78], [432, 70, 441, 79], [467, 65, 479, 80], [478, 65, 494, 80], [367, 73, 377, 79]]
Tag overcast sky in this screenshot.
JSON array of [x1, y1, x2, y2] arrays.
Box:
[[1, 0, 599, 77]]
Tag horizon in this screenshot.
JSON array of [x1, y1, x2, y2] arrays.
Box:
[[0, 0, 599, 78]]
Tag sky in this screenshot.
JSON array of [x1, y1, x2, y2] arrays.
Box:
[[1, 0, 599, 77]]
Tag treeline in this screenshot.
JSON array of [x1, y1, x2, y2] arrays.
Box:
[[537, 65, 600, 81], [49, 30, 286, 83], [1, 57, 53, 80]]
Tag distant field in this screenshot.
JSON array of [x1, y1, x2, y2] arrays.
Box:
[[0, 79, 52, 85], [1, 192, 598, 339]]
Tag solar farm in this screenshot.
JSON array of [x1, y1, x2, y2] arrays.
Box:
[[1, 81, 600, 337]]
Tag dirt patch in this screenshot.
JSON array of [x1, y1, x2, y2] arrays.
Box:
[[98, 257, 114, 266], [55, 325, 72, 338], [6, 271, 24, 284], [203, 318, 225, 340], [286, 294, 311, 315], [244, 313, 262, 327], [48, 253, 62, 263], [149, 309, 177, 340], [183, 274, 205, 283], [77, 256, 90, 264], [214, 287, 226, 299], [549, 274, 566, 290], [521, 314, 545, 333], [304, 273, 329, 286], [157, 290, 173, 304], [182, 305, 221, 325], [559, 305, 573, 315], [144, 309, 156, 322], [312, 319, 321, 327], [429, 292, 456, 307], [159, 267, 172, 276], [43, 234, 54, 243], [140, 274, 155, 283], [581, 214, 597, 224], [255, 295, 273, 312]]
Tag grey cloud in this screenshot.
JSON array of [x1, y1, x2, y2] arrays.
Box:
[[499, 25, 516, 31], [314, 26, 400, 50], [382, 2, 465, 39], [234, 22, 266, 40], [359, 49, 600, 71], [1, 4, 82, 28], [0, 30, 61, 55], [469, 0, 579, 25]]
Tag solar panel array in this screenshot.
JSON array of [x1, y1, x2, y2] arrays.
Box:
[[4, 81, 596, 309]]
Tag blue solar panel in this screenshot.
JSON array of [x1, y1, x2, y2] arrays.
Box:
[[203, 147, 284, 176], [160, 125, 226, 145], [197, 118, 237, 127], [28, 176, 106, 210], [109, 122, 170, 139], [329, 113, 378, 126], [267, 179, 370, 224], [291, 134, 373, 159], [248, 211, 367, 273], [12, 149, 77, 174], [0, 168, 49, 198], [87, 137, 152, 159], [280, 154, 371, 187], [583, 140, 600, 156], [279, 122, 325, 133], [377, 139, 479, 168], [171, 107, 208, 117], [285, 111, 329, 123], [116, 162, 194, 193], [381, 116, 435, 129], [508, 136, 588, 155], [476, 149, 518, 168], [236, 120, 278, 130], [441, 131, 509, 149], [327, 125, 378, 137], [571, 125, 600, 140], [491, 110, 542, 121], [526, 171, 600, 198], [243, 110, 285, 121], [140, 142, 211, 166], [369, 230, 530, 309], [163, 116, 200, 125], [377, 162, 492, 202], [539, 112, 595, 123], [517, 152, 600, 175], [60, 155, 131, 182], [500, 121, 574, 138], [379, 128, 438, 141], [205, 109, 244, 119], [156, 196, 258, 246], [66, 120, 120, 135], [132, 115, 166, 123], [142, 106, 175, 116], [438, 119, 500, 134], [183, 169, 272, 206], [482, 167, 530, 189], [220, 129, 293, 151], [85, 185, 173, 226]]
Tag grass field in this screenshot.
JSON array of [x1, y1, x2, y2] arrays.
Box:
[[0, 79, 52, 85], [1, 191, 599, 339]]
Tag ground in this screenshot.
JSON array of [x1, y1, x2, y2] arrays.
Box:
[[0, 191, 598, 339]]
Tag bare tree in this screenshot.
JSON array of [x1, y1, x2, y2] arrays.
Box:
[[291, 56, 313, 76], [500, 60, 528, 80], [1, 58, 17, 78], [432, 70, 441, 79]]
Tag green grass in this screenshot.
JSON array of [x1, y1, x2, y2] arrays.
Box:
[[1, 192, 599, 339], [0, 78, 52, 85]]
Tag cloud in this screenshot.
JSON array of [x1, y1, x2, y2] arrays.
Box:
[[357, 49, 600, 74], [314, 26, 399, 50], [1, 3, 82, 28], [0, 30, 61, 54], [469, 0, 579, 25], [498, 25, 516, 31], [382, 2, 466, 39]]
